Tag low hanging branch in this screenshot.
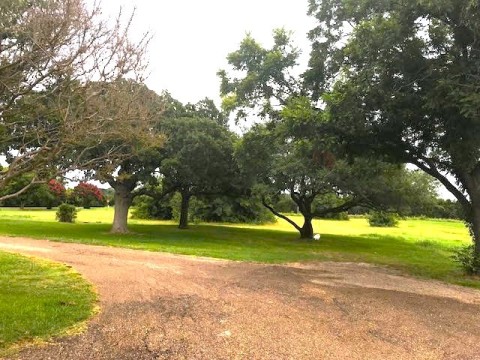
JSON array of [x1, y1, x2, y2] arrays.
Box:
[[312, 199, 360, 218], [261, 197, 302, 232]]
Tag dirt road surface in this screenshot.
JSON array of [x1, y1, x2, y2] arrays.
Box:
[[1, 236, 480, 360]]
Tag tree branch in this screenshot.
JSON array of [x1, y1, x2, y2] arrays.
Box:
[[313, 199, 359, 217], [0, 178, 44, 202], [262, 197, 302, 232], [410, 157, 471, 210], [133, 185, 178, 199]]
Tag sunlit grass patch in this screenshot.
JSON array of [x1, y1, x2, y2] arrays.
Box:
[[0, 251, 96, 355], [0, 207, 476, 288]]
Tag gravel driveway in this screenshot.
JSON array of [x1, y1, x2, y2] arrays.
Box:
[[1, 237, 480, 360]]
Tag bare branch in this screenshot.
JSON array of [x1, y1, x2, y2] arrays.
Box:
[[0, 0, 153, 200]]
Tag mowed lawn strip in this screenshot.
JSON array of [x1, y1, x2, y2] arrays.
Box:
[[0, 207, 477, 288], [0, 251, 96, 354]]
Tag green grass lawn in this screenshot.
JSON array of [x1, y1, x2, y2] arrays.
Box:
[[0, 207, 477, 288], [0, 251, 96, 355]]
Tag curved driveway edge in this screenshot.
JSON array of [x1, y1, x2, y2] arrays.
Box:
[[1, 237, 479, 360]]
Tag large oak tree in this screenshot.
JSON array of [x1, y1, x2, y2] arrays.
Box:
[[84, 80, 164, 234], [220, 30, 426, 238], [307, 0, 480, 257]]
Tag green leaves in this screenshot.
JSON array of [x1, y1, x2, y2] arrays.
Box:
[[306, 0, 480, 247], [159, 116, 237, 195], [227, 34, 267, 71], [218, 29, 302, 122]]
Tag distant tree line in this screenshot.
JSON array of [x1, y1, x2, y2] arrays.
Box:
[[272, 194, 463, 221]]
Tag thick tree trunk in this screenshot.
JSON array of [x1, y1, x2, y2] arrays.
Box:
[[299, 217, 314, 239], [111, 184, 133, 234], [178, 192, 191, 229], [262, 195, 316, 239], [470, 204, 480, 255]]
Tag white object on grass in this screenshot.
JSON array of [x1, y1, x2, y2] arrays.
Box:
[[313, 234, 321, 241]]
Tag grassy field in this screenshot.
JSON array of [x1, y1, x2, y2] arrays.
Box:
[[0, 207, 477, 288], [0, 251, 96, 355]]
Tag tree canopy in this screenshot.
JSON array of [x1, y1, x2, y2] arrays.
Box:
[[158, 116, 237, 229], [83, 80, 165, 234], [221, 30, 434, 238], [0, 0, 150, 201], [306, 0, 480, 254]]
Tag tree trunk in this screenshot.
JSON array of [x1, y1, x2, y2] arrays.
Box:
[[178, 192, 191, 229], [299, 217, 314, 239], [111, 184, 133, 234], [470, 203, 480, 255]]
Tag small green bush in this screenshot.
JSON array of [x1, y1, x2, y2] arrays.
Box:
[[56, 203, 78, 223], [452, 245, 480, 275], [368, 211, 398, 227], [131, 195, 173, 220]]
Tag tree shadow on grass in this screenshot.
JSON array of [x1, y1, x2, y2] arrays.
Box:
[[123, 223, 471, 284], [0, 218, 473, 286], [0, 219, 455, 260]]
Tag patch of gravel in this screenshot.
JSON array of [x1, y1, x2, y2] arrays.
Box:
[[0, 237, 479, 359]]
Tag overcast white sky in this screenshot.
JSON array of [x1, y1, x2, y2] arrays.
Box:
[[97, 0, 315, 105], [85, 1, 456, 200]]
